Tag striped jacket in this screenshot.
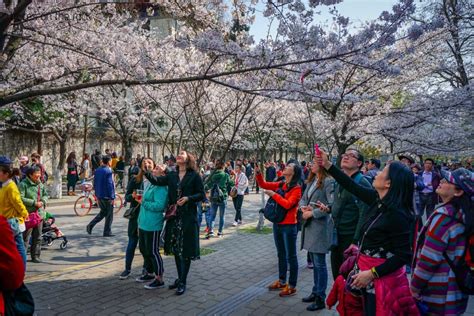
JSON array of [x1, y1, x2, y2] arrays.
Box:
[[411, 203, 469, 315]]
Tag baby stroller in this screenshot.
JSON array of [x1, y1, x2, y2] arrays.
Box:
[[41, 212, 68, 250]]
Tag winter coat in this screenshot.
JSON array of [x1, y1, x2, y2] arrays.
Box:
[[93, 166, 115, 200], [331, 170, 371, 244], [300, 177, 335, 253], [0, 180, 28, 225], [411, 203, 469, 315], [0, 216, 25, 315], [18, 177, 48, 215], [124, 176, 143, 220], [233, 172, 248, 195], [204, 169, 234, 199], [326, 275, 363, 316], [359, 254, 419, 316], [255, 173, 302, 225], [138, 185, 168, 232], [145, 168, 205, 259]]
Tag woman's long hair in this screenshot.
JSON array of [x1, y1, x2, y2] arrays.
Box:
[[66, 152, 76, 164], [382, 161, 414, 214], [81, 153, 89, 165], [287, 163, 303, 190], [184, 152, 197, 171], [307, 165, 330, 190], [135, 158, 155, 183]]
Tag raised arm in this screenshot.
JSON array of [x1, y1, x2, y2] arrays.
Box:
[[316, 150, 377, 205], [144, 171, 169, 186]]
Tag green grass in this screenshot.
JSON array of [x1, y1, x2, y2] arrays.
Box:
[[239, 226, 273, 234]]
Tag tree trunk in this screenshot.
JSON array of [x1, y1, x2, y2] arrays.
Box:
[[122, 137, 133, 164], [37, 133, 43, 155], [50, 139, 67, 199], [82, 115, 88, 157], [146, 123, 151, 157]]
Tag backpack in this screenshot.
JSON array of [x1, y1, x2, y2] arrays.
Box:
[[442, 211, 474, 295], [264, 182, 294, 223], [210, 182, 225, 203]]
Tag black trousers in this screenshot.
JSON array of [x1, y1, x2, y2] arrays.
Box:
[[88, 198, 114, 235], [23, 220, 44, 260], [232, 195, 244, 222], [174, 255, 191, 285], [139, 229, 163, 276], [330, 233, 353, 280]]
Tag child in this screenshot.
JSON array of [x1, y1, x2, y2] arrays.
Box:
[[43, 212, 64, 238], [326, 246, 364, 316]]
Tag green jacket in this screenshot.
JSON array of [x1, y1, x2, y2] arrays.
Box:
[[331, 171, 371, 244], [18, 177, 49, 215], [138, 185, 168, 232], [204, 170, 234, 199]]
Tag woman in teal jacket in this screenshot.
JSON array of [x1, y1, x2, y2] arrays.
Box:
[[136, 164, 168, 290]]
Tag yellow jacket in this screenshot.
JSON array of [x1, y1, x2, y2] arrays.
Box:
[[0, 180, 28, 224]]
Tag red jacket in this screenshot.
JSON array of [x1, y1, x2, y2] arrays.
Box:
[[255, 173, 301, 225], [0, 216, 25, 315], [326, 275, 364, 316]]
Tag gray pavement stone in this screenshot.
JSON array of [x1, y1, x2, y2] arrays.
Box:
[[23, 193, 474, 315]]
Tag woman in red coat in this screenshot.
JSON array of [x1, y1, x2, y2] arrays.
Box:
[[255, 163, 302, 297], [0, 215, 25, 315]]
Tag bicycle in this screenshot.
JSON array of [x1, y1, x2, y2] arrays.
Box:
[[74, 181, 124, 217]]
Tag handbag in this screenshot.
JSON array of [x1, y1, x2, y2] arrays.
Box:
[[25, 186, 42, 230], [3, 283, 35, 316], [229, 187, 238, 198], [123, 205, 139, 219], [165, 204, 178, 220], [345, 212, 383, 296]]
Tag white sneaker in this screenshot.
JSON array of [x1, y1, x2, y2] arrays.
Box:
[[232, 221, 238, 227], [238, 220, 243, 225]]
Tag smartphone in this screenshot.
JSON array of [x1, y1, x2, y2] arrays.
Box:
[[314, 143, 322, 166]]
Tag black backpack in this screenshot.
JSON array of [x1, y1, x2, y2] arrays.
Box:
[[210, 182, 224, 203], [264, 182, 293, 223]]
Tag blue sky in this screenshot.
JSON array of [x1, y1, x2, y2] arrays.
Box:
[[249, 0, 399, 41]]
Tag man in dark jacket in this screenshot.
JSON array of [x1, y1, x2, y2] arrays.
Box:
[[330, 149, 372, 279], [418, 158, 440, 219], [87, 156, 116, 237]]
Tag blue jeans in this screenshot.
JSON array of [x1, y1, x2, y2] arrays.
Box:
[[209, 200, 227, 233], [273, 223, 298, 287], [309, 252, 328, 298], [125, 217, 139, 271], [15, 233, 27, 268], [197, 202, 210, 229]]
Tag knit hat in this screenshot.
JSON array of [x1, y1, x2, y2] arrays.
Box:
[[441, 168, 474, 196], [0, 156, 12, 166]]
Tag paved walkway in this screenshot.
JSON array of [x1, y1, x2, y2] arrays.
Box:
[[26, 193, 474, 315]]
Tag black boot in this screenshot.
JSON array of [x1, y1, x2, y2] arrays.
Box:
[[306, 295, 325, 311], [175, 282, 186, 296], [302, 293, 317, 303]]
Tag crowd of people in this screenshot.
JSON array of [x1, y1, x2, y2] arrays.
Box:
[[1, 147, 473, 316]]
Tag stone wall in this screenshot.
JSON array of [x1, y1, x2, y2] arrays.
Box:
[[0, 130, 167, 174]]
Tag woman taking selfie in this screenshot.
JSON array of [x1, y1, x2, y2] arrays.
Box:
[[144, 151, 205, 295], [255, 162, 302, 297], [316, 150, 418, 315]]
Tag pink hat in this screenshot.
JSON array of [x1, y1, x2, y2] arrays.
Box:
[[19, 156, 29, 162]]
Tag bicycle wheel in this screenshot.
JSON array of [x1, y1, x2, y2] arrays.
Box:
[[74, 196, 93, 216], [113, 194, 124, 214]]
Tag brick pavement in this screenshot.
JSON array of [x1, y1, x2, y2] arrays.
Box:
[[25, 192, 474, 315]]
